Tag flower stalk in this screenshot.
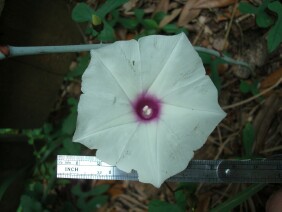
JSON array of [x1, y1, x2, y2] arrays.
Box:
[[0, 44, 106, 59], [0, 44, 253, 71]]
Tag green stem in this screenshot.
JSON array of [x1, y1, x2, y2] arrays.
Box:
[[0, 44, 106, 59], [0, 44, 253, 71], [194, 46, 254, 71]]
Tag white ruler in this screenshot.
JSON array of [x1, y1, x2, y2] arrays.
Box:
[[56, 155, 282, 183]]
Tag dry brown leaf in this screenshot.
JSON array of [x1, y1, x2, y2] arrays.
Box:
[[159, 8, 182, 28], [66, 82, 81, 97], [126, 33, 135, 40], [212, 37, 229, 51], [155, 0, 170, 13], [178, 0, 200, 26], [123, 0, 138, 12], [178, 0, 236, 26], [178, 9, 201, 26], [195, 0, 237, 9], [215, 9, 241, 22], [108, 183, 125, 197], [260, 68, 282, 89]]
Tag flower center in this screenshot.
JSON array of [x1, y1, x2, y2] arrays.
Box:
[[142, 105, 153, 119], [133, 93, 161, 122]]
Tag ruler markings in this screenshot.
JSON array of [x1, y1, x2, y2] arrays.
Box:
[[57, 155, 282, 183]]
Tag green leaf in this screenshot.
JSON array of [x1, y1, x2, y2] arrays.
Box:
[[210, 60, 222, 93], [210, 184, 266, 212], [198, 52, 213, 64], [107, 9, 120, 27], [43, 123, 53, 135], [238, 2, 258, 14], [144, 29, 158, 35], [84, 195, 108, 211], [97, 21, 116, 42], [72, 184, 108, 211], [256, 0, 274, 28], [72, 3, 94, 22], [175, 190, 187, 210], [61, 98, 78, 135], [267, 1, 282, 52], [142, 19, 159, 30], [62, 201, 77, 212], [33, 182, 43, 198], [250, 80, 260, 96], [19, 195, 43, 211], [96, 0, 128, 19], [92, 14, 102, 26], [239, 80, 251, 93], [90, 184, 110, 196], [242, 122, 255, 158], [71, 184, 83, 196], [176, 182, 197, 194], [239, 1, 273, 28], [162, 24, 179, 34], [77, 196, 86, 210], [0, 166, 28, 201], [134, 9, 145, 21], [62, 138, 81, 155], [91, 29, 99, 37], [239, 80, 261, 101], [256, 11, 273, 28], [175, 27, 188, 35], [72, 184, 109, 198], [118, 18, 139, 30], [153, 11, 166, 24], [148, 200, 183, 212], [62, 111, 77, 135]]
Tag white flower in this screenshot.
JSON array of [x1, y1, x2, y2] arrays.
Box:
[[73, 33, 226, 187]]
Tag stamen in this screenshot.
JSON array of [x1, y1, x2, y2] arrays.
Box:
[[142, 105, 153, 118]]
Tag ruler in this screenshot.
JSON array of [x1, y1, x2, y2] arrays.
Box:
[[57, 155, 282, 183]]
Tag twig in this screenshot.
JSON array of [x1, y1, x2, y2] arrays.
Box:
[[164, 182, 174, 194], [211, 183, 233, 208], [214, 132, 238, 160], [223, 1, 238, 49], [217, 126, 223, 145], [259, 145, 282, 154], [222, 78, 282, 110]]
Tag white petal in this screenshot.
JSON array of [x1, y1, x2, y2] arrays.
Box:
[[160, 104, 225, 150], [138, 34, 181, 90], [73, 93, 135, 142], [77, 123, 139, 166], [139, 33, 205, 98], [162, 76, 226, 113], [155, 103, 225, 184], [82, 52, 126, 101], [115, 123, 161, 186], [84, 40, 141, 100]]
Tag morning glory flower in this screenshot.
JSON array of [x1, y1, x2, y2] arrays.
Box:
[[73, 33, 226, 187]]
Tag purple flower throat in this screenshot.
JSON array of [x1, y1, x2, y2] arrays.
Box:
[[132, 93, 161, 123]]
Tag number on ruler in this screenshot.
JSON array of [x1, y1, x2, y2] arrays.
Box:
[[97, 171, 102, 175]]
